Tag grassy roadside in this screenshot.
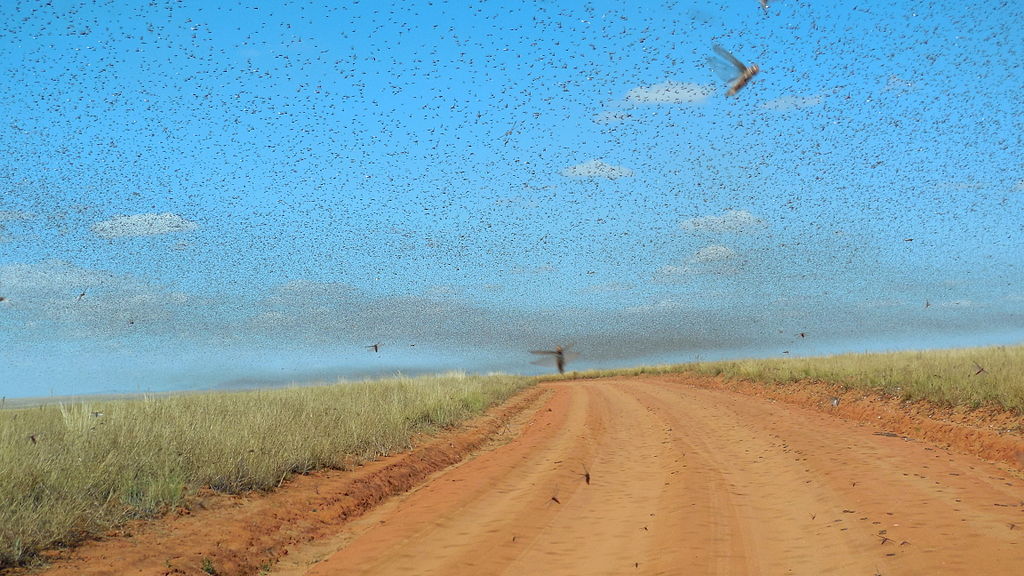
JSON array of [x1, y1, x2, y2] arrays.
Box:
[[0, 372, 532, 569], [544, 345, 1024, 413]]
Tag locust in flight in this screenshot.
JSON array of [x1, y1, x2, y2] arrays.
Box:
[[529, 343, 579, 374], [708, 44, 760, 97]]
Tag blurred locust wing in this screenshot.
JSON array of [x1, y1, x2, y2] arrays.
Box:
[[560, 343, 580, 362], [707, 52, 741, 82], [708, 45, 746, 81], [713, 44, 748, 72], [530, 348, 560, 368], [530, 344, 579, 372]]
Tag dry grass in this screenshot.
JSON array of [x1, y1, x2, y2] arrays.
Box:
[[6, 344, 1022, 568], [0, 372, 531, 569], [544, 345, 1024, 412]]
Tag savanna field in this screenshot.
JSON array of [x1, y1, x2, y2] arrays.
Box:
[[0, 372, 531, 568], [2, 346, 1023, 570], [549, 345, 1024, 412]]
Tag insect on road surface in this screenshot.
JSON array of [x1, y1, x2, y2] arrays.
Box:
[[707, 44, 760, 96]]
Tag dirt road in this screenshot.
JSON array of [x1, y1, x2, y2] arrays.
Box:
[[276, 376, 1023, 575], [28, 375, 1024, 576]]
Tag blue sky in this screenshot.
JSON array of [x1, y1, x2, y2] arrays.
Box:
[[1, 0, 1022, 397]]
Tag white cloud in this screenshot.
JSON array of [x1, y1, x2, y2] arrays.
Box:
[[624, 297, 687, 313], [761, 95, 823, 110], [680, 210, 766, 233], [655, 264, 687, 277], [858, 299, 906, 309], [883, 75, 915, 93], [937, 300, 975, 308], [690, 245, 737, 263], [623, 82, 713, 104], [91, 213, 198, 238], [560, 159, 634, 180], [0, 259, 188, 338], [265, 279, 360, 304], [0, 258, 118, 291], [652, 245, 740, 282], [650, 263, 692, 283]]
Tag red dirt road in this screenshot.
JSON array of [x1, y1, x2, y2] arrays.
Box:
[[283, 376, 1024, 575], [28, 376, 1024, 575]]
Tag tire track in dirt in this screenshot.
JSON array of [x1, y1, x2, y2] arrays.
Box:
[[634, 380, 1024, 574], [668, 374, 1024, 472], [290, 376, 1024, 575]]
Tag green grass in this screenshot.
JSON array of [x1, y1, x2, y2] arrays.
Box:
[[544, 345, 1024, 412], [0, 372, 531, 569]]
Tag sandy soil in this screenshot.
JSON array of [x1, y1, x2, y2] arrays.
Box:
[[25, 375, 1024, 576]]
